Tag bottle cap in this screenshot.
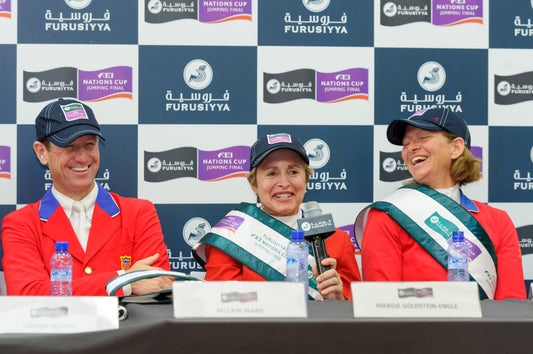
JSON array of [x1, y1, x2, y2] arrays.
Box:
[[291, 230, 304, 242], [452, 231, 464, 242], [55, 241, 69, 252]]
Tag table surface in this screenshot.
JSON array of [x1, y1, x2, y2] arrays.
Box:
[[1, 299, 533, 354]]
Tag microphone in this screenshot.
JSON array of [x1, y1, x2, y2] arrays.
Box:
[[297, 201, 336, 275]]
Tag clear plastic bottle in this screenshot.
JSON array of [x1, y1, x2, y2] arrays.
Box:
[[50, 241, 73, 296], [447, 231, 469, 282], [286, 230, 309, 301]]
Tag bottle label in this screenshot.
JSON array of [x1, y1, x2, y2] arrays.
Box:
[[51, 269, 72, 282]]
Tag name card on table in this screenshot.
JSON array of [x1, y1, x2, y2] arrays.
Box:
[[0, 296, 119, 334], [351, 281, 482, 318], [173, 281, 307, 318]]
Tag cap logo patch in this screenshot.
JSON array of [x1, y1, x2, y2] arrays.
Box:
[[433, 117, 439, 122], [60, 103, 89, 122], [267, 133, 292, 145]]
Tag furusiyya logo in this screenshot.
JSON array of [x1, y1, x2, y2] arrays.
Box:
[[383, 2, 397, 17], [266, 79, 281, 95], [382, 157, 397, 173], [147, 0, 163, 14], [302, 0, 330, 13], [65, 0, 92, 10], [147, 157, 162, 173], [418, 62, 446, 92], [304, 138, 330, 169], [26, 78, 41, 93], [183, 59, 213, 90], [497, 81, 511, 96], [183, 217, 211, 247]]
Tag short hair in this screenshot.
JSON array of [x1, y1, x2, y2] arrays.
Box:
[[40, 138, 52, 150]]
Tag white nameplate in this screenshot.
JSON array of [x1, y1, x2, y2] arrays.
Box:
[[351, 282, 482, 318], [0, 296, 119, 334], [173, 281, 307, 318]]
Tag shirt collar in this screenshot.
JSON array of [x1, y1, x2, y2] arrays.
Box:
[[51, 182, 98, 220], [434, 183, 479, 213], [39, 183, 120, 220]]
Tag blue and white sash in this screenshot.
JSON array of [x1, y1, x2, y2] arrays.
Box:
[[354, 184, 497, 300], [193, 202, 323, 300]]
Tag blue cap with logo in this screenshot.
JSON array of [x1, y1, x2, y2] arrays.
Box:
[[35, 98, 105, 147], [250, 133, 309, 168], [387, 108, 471, 148]]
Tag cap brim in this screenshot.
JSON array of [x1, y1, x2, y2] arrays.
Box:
[[48, 124, 105, 147], [251, 145, 309, 168], [386, 119, 443, 146]]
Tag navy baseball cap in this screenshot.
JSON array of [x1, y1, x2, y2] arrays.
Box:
[[387, 108, 471, 148], [250, 133, 309, 168], [35, 98, 105, 147]]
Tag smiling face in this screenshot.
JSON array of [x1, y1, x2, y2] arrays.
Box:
[[401, 126, 464, 189], [34, 135, 100, 200], [249, 149, 307, 217]]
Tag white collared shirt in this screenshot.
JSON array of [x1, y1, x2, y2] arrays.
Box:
[[52, 182, 97, 252], [435, 183, 461, 204]]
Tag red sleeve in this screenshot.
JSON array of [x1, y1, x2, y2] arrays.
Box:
[[2, 206, 54, 295], [490, 209, 526, 300], [203, 244, 244, 281], [129, 199, 170, 271], [361, 209, 404, 281], [326, 229, 361, 300]]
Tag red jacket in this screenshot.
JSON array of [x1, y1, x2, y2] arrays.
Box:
[[361, 197, 526, 300], [1, 185, 170, 296], [204, 229, 361, 300]]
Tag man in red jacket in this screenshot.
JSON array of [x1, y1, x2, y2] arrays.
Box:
[[1, 98, 172, 296]]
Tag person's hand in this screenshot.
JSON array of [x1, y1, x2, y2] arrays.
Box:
[[126, 253, 174, 295], [312, 258, 344, 300]]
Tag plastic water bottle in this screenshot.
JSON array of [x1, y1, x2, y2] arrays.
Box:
[[286, 230, 309, 301], [447, 231, 469, 282], [50, 241, 73, 296]]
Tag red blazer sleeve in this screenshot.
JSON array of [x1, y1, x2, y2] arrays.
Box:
[[361, 208, 404, 281], [480, 206, 526, 300], [325, 229, 362, 300]]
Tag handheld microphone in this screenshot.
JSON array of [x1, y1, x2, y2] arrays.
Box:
[[297, 201, 336, 275]]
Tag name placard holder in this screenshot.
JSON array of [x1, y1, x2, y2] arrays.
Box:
[[173, 281, 307, 318], [0, 296, 119, 334], [351, 281, 482, 318]]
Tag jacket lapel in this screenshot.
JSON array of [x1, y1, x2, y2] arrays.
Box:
[[84, 185, 121, 263], [41, 206, 86, 263], [84, 204, 121, 263]]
